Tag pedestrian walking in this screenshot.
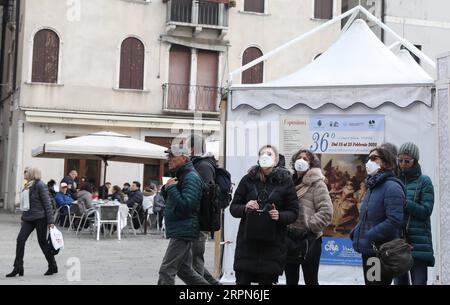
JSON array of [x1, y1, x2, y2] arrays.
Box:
[[6, 167, 57, 277], [187, 134, 221, 285], [157, 144, 209, 285]]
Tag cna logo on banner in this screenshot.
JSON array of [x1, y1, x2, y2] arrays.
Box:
[[324, 240, 340, 255]]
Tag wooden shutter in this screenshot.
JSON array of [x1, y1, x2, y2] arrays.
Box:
[[168, 45, 191, 110], [196, 50, 218, 112], [32, 29, 59, 83], [244, 0, 264, 13], [314, 0, 333, 20], [120, 37, 144, 90], [242, 47, 263, 84]]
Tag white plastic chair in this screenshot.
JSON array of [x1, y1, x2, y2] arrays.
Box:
[[95, 205, 121, 241]]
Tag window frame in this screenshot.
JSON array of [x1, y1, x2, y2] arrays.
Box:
[[241, 45, 265, 84], [241, 0, 268, 15], [312, 0, 335, 21], [28, 27, 63, 85], [115, 35, 149, 92]]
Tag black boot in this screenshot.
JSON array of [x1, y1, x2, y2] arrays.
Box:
[[44, 265, 58, 276], [6, 267, 24, 277], [44, 255, 58, 276]]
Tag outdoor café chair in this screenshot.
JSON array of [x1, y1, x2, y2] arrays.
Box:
[[54, 205, 73, 230], [95, 205, 121, 241]]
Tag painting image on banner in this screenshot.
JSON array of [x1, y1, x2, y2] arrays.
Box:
[[320, 154, 367, 237]]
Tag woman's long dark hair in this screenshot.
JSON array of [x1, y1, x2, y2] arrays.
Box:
[[369, 146, 397, 172], [291, 149, 321, 171]]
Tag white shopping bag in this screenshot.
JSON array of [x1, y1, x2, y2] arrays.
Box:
[[50, 226, 64, 250], [19, 189, 30, 211]]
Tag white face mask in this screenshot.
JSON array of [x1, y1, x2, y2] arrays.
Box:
[[294, 159, 310, 172], [259, 154, 275, 168], [365, 160, 380, 176]]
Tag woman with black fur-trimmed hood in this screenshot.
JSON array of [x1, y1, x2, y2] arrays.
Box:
[[230, 145, 299, 285]]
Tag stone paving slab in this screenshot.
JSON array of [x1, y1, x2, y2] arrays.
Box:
[[0, 212, 217, 285]]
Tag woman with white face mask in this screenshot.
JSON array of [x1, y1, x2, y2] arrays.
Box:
[[230, 145, 299, 285], [284, 149, 333, 285], [350, 147, 405, 285]]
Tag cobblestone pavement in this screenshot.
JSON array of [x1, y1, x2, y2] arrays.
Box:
[[0, 211, 217, 285]]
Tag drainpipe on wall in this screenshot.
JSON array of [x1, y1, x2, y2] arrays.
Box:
[[381, 0, 385, 43], [13, 119, 24, 209], [3, 122, 12, 210], [12, 0, 19, 91]]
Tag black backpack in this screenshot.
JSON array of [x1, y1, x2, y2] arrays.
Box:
[[179, 168, 221, 233], [214, 166, 233, 209]]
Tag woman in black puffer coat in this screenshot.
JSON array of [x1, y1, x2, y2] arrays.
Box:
[[230, 145, 299, 285], [6, 167, 57, 278]]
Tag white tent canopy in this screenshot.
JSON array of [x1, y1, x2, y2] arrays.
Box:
[[223, 16, 438, 284], [230, 19, 434, 110]]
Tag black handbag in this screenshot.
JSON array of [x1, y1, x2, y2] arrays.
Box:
[[372, 238, 413, 278], [244, 187, 277, 242], [244, 209, 277, 241], [369, 178, 416, 278], [286, 228, 315, 263]]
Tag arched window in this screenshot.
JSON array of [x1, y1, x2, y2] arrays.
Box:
[[119, 37, 145, 90], [242, 47, 263, 84], [32, 29, 59, 83]]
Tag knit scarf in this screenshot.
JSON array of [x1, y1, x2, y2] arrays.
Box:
[[365, 171, 394, 189], [295, 183, 310, 199], [22, 180, 34, 192]]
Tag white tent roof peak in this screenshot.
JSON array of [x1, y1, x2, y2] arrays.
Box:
[[244, 19, 433, 88], [89, 131, 131, 138]]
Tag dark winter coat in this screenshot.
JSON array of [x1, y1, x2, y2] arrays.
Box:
[[350, 171, 405, 256], [162, 161, 203, 240], [125, 190, 143, 208], [192, 153, 216, 185], [399, 165, 435, 266], [230, 166, 299, 276], [22, 180, 54, 224]]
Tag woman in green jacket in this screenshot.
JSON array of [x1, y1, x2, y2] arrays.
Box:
[[394, 142, 434, 285]]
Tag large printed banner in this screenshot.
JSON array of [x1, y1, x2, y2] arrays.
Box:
[[280, 115, 385, 266]]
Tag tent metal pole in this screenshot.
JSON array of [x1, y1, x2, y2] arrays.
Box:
[[358, 5, 436, 69], [341, 9, 359, 34], [388, 41, 401, 50], [229, 5, 361, 83]]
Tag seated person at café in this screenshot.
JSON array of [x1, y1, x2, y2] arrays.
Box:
[[111, 185, 125, 203], [55, 182, 74, 226], [99, 182, 112, 200], [77, 182, 93, 213], [125, 181, 144, 229]]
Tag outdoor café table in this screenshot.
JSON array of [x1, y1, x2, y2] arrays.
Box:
[[92, 201, 128, 230]]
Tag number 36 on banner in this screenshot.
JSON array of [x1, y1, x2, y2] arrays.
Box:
[[310, 132, 335, 152]]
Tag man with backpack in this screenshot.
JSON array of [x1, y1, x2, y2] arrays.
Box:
[[157, 144, 209, 285], [186, 134, 223, 285]]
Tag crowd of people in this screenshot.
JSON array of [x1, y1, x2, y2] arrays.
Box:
[[5, 137, 434, 286]]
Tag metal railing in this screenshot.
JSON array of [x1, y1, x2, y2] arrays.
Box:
[[166, 0, 228, 27], [162, 83, 220, 113]]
